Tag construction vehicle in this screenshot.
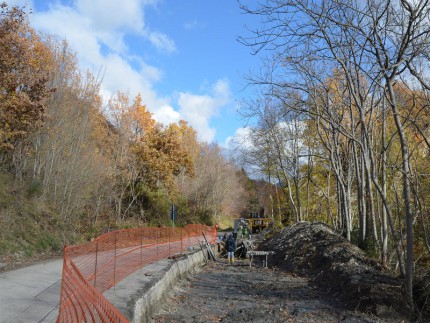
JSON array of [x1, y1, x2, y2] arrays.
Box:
[[234, 212, 271, 234]]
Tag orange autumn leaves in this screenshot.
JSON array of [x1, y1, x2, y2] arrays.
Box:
[[0, 4, 54, 151], [108, 92, 196, 194], [0, 2, 198, 208]]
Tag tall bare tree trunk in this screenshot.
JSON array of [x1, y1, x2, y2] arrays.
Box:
[[386, 80, 414, 307], [381, 97, 388, 267]]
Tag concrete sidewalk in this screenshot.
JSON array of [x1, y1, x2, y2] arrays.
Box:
[[0, 245, 210, 323], [0, 260, 63, 323]]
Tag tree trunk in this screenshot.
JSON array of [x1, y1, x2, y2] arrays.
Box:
[[381, 99, 388, 267], [387, 80, 414, 308]]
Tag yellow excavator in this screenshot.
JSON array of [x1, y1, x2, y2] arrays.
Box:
[[234, 212, 271, 234]]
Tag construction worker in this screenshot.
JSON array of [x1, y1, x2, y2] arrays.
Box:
[[242, 225, 250, 239], [226, 234, 236, 263]]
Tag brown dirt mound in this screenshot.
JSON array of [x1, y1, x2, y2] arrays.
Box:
[[258, 222, 408, 319], [415, 267, 430, 320]]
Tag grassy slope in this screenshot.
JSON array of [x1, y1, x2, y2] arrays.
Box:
[[0, 174, 64, 263], [0, 171, 236, 267]]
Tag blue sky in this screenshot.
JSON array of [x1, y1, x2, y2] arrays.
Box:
[[9, 0, 261, 146]]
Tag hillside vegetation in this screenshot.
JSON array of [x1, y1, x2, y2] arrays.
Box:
[[0, 174, 64, 264], [0, 3, 258, 266]]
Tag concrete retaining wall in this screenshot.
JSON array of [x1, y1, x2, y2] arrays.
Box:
[[103, 244, 217, 322], [131, 247, 208, 322]]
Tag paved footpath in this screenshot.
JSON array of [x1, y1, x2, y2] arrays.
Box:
[[0, 245, 196, 322], [0, 238, 217, 323], [0, 260, 63, 323]]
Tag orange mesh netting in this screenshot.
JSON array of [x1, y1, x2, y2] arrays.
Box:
[[57, 224, 216, 322]]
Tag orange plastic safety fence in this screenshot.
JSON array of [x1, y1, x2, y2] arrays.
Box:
[[57, 224, 216, 322]]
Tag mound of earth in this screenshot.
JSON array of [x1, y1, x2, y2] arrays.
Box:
[[414, 267, 430, 319], [258, 222, 408, 319]]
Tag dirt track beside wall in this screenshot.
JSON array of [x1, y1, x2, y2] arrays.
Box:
[[150, 259, 392, 323]]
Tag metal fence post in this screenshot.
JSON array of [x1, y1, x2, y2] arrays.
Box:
[[94, 239, 99, 289], [140, 227, 143, 270], [188, 228, 190, 248], [168, 227, 171, 256], [114, 231, 117, 290]]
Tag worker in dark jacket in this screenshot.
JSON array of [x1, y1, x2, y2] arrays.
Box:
[[226, 234, 236, 263]]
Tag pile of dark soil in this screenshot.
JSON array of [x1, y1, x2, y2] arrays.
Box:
[[415, 267, 430, 320], [258, 222, 408, 319]]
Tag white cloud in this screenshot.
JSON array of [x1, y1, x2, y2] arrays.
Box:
[[75, 0, 144, 32], [74, 0, 175, 54], [29, 1, 173, 118], [178, 92, 217, 142], [147, 31, 176, 53], [224, 127, 253, 150], [32, 6, 101, 65], [152, 105, 181, 125], [24, 0, 228, 143], [178, 80, 231, 142], [213, 79, 230, 98]]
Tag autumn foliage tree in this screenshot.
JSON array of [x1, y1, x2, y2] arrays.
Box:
[[0, 3, 52, 152], [133, 122, 194, 192], [106, 92, 198, 222], [0, 3, 249, 255]]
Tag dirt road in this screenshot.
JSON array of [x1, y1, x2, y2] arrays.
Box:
[[151, 259, 386, 323]]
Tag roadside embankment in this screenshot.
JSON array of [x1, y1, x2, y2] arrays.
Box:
[[259, 222, 411, 320]]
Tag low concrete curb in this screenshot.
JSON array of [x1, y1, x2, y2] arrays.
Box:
[[132, 248, 206, 323], [104, 245, 214, 322]]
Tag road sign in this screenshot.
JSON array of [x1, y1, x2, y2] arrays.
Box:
[[170, 204, 178, 222]]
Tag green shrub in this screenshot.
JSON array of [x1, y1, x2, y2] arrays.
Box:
[[27, 180, 43, 197]]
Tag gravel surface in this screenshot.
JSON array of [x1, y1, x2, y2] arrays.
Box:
[[151, 259, 384, 323]]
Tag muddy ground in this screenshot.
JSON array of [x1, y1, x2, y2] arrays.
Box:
[[151, 259, 396, 323], [151, 222, 428, 322], [259, 222, 429, 321]]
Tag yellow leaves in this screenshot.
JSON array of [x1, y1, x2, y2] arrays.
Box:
[[0, 4, 53, 151], [105, 91, 198, 195], [108, 92, 157, 140], [105, 92, 198, 197], [129, 93, 156, 139]]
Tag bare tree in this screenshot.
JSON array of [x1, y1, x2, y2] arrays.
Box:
[[239, 0, 430, 307], [180, 143, 246, 223]]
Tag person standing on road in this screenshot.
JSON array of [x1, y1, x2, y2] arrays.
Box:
[[226, 234, 236, 263]]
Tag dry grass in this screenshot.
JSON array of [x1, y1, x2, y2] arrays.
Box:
[[0, 173, 64, 260]]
